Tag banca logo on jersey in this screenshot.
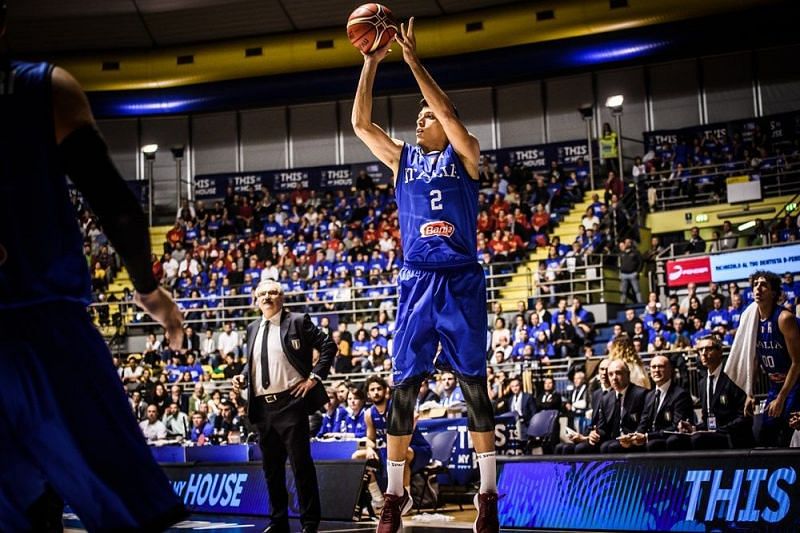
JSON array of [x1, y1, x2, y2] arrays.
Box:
[[420, 221, 455, 238]]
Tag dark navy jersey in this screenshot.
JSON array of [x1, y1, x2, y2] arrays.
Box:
[[370, 402, 388, 448], [757, 306, 796, 383], [371, 400, 428, 450], [0, 61, 91, 308], [395, 143, 478, 268]]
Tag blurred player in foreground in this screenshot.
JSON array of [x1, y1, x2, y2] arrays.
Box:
[[0, 2, 186, 529]]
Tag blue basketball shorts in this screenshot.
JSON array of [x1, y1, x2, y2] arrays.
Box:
[[391, 263, 488, 386], [0, 302, 185, 531]]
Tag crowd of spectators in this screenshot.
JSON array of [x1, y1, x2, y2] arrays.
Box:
[[635, 128, 800, 209], [71, 117, 800, 456]]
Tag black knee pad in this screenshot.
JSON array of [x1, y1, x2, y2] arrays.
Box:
[[458, 376, 495, 432], [387, 381, 420, 436]]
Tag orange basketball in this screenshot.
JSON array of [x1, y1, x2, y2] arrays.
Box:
[[347, 3, 399, 54]]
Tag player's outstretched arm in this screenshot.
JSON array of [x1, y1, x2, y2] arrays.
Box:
[[52, 67, 184, 350], [395, 17, 480, 179], [352, 45, 403, 176], [768, 310, 800, 417]]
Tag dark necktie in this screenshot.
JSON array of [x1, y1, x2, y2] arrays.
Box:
[[614, 392, 623, 434], [707, 375, 715, 416], [651, 389, 661, 431], [260, 321, 270, 388]]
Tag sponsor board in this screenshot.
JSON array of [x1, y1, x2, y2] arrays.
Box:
[[709, 243, 800, 283], [666, 256, 712, 287], [195, 139, 600, 199], [498, 451, 799, 531]]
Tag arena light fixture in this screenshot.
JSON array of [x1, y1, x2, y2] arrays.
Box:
[[738, 220, 756, 232], [142, 144, 159, 159], [605, 94, 624, 113]]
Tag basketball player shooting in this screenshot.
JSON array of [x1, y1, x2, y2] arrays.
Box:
[[351, 16, 499, 533]]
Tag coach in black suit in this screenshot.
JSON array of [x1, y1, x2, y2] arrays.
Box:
[[594, 359, 648, 453], [621, 355, 693, 452], [232, 279, 336, 533], [668, 335, 752, 450], [555, 358, 613, 454]]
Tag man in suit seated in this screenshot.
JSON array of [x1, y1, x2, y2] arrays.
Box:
[[536, 377, 562, 412], [591, 359, 648, 453], [555, 358, 613, 454], [497, 377, 536, 436], [619, 355, 693, 452], [564, 371, 589, 433], [667, 335, 752, 450]]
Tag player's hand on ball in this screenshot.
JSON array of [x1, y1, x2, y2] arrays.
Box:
[[135, 286, 184, 351], [395, 17, 417, 63], [364, 41, 392, 63]]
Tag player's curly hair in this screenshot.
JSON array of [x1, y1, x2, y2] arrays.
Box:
[[364, 373, 389, 391], [608, 335, 643, 366], [749, 270, 782, 303]]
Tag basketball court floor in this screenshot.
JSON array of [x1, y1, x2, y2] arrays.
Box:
[[63, 511, 479, 532]]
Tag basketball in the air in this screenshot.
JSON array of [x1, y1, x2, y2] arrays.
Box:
[[347, 3, 399, 54]]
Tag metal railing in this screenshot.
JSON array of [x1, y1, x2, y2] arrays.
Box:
[[636, 156, 800, 212], [89, 260, 537, 332], [532, 254, 621, 305]]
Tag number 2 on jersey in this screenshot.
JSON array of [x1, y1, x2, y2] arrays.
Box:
[[430, 189, 443, 211]]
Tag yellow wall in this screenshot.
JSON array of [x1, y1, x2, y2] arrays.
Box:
[[51, 0, 776, 91], [645, 194, 796, 240]]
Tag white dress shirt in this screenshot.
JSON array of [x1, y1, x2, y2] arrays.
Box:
[[217, 330, 240, 355], [512, 393, 523, 416], [251, 314, 303, 396]]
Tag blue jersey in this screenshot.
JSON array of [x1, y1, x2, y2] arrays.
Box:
[[396, 143, 478, 268], [0, 61, 91, 309], [337, 407, 366, 437], [757, 307, 795, 384], [371, 400, 429, 452], [316, 404, 346, 438], [370, 403, 389, 448]]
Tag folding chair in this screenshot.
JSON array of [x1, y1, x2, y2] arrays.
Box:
[[526, 409, 560, 454], [415, 430, 459, 512]]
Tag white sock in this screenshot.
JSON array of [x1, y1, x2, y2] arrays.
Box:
[[386, 460, 406, 496], [476, 451, 497, 494]]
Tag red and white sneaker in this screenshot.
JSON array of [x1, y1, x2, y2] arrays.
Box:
[[473, 492, 499, 533], [376, 490, 412, 533]]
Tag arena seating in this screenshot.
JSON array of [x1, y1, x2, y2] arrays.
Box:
[[72, 113, 799, 459]]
